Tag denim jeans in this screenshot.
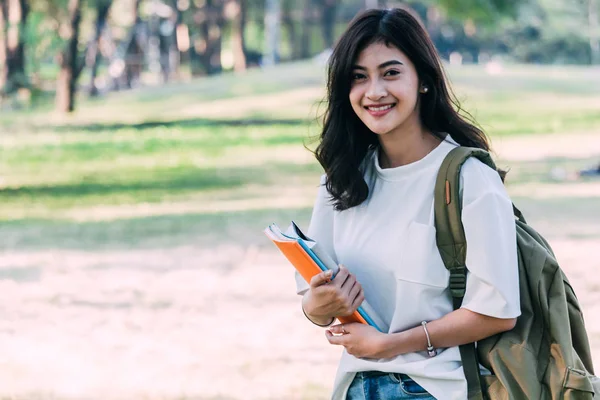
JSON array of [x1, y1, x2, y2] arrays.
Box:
[[346, 371, 436, 399]]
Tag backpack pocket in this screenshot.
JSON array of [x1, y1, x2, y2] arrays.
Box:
[[481, 374, 509, 400], [562, 367, 595, 399]]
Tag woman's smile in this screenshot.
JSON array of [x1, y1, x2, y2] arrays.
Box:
[[364, 103, 397, 117]]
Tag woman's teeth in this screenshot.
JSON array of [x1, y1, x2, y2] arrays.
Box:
[[367, 104, 394, 111]]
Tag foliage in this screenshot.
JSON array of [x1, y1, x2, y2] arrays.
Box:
[[482, 0, 596, 64], [1, 0, 599, 112], [427, 0, 522, 22]]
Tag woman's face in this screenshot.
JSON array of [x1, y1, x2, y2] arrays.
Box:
[[349, 42, 423, 136]]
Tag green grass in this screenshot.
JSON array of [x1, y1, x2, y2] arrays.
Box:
[[1, 61, 600, 250], [0, 206, 314, 251]]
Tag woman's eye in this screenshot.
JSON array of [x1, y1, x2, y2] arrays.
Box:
[[384, 70, 400, 77], [352, 73, 366, 81]]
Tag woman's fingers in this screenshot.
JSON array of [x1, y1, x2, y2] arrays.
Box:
[[351, 290, 365, 310], [339, 272, 356, 294], [309, 269, 333, 289], [347, 281, 362, 305], [325, 329, 347, 345], [328, 324, 348, 335], [332, 264, 350, 288]]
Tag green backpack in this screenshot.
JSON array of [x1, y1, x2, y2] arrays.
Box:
[[434, 146, 600, 399]]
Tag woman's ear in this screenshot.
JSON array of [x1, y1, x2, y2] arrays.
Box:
[[418, 78, 431, 94]]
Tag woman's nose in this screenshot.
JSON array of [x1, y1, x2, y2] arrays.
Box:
[[366, 78, 387, 100]]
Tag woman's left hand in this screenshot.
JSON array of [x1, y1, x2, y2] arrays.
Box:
[[325, 323, 394, 359]]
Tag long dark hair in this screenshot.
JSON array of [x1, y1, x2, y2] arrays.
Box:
[[314, 8, 493, 211]]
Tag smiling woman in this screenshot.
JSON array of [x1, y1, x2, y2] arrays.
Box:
[[315, 8, 493, 212], [295, 8, 522, 400]]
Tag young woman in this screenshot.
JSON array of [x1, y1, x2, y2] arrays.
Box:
[[296, 8, 520, 400]]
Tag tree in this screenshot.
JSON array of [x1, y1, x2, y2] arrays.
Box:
[[263, 0, 280, 65], [281, 0, 298, 59], [196, 0, 225, 74], [119, 0, 144, 89], [589, 0, 599, 64], [491, 0, 596, 64], [300, 0, 310, 58], [230, 0, 247, 71], [436, 0, 522, 22], [55, 0, 82, 113], [321, 0, 337, 49], [87, 0, 112, 97], [0, 0, 30, 94]]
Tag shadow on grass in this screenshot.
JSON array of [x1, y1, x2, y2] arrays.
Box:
[[0, 162, 318, 201], [39, 117, 314, 134], [0, 206, 314, 251], [510, 196, 600, 240], [1, 195, 598, 252], [0, 168, 254, 198], [502, 155, 599, 185]]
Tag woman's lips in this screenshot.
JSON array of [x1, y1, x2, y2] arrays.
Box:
[[365, 103, 396, 117]]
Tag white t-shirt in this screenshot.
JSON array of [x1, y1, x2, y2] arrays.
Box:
[[295, 136, 520, 400]]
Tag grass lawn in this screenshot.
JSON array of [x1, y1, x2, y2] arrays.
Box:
[[1, 61, 600, 251]]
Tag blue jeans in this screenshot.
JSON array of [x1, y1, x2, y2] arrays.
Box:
[[346, 371, 436, 399]]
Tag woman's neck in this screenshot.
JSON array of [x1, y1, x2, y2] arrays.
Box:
[[378, 126, 442, 169]]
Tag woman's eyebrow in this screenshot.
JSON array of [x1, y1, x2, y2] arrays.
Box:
[[352, 60, 404, 70]]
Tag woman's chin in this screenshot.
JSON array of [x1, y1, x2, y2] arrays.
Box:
[[369, 127, 393, 136]]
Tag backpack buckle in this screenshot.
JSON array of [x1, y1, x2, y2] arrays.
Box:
[[449, 268, 467, 298]]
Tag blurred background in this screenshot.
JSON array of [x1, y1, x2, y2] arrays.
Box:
[[0, 0, 599, 399]]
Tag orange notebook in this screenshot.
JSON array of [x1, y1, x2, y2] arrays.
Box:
[[264, 222, 388, 332]]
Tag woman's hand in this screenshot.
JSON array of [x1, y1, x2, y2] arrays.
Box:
[[302, 265, 365, 324], [326, 323, 393, 359]]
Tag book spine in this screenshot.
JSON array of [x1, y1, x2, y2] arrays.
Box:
[[297, 239, 328, 273]]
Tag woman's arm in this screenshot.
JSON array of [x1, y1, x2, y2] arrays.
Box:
[[380, 308, 516, 358], [326, 308, 516, 359]]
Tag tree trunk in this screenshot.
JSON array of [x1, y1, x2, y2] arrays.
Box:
[[202, 0, 224, 74], [590, 0, 600, 64], [300, 0, 311, 58], [170, 0, 185, 78], [162, 0, 179, 80], [175, 21, 190, 77], [281, 0, 298, 59], [196, 4, 210, 74], [1, 0, 29, 94], [264, 0, 281, 66], [212, 0, 225, 73], [321, 0, 336, 49], [123, 0, 144, 88], [56, 0, 82, 113], [88, 0, 112, 97], [0, 3, 8, 92], [231, 0, 247, 71]]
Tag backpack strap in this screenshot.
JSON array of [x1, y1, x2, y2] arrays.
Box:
[[434, 146, 498, 400]]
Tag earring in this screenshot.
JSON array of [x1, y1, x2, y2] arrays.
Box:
[[420, 86, 429, 94]]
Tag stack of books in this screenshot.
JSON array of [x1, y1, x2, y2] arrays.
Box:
[[264, 221, 388, 332]]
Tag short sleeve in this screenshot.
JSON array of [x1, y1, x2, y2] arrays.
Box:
[[295, 174, 337, 295], [459, 159, 521, 319]]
